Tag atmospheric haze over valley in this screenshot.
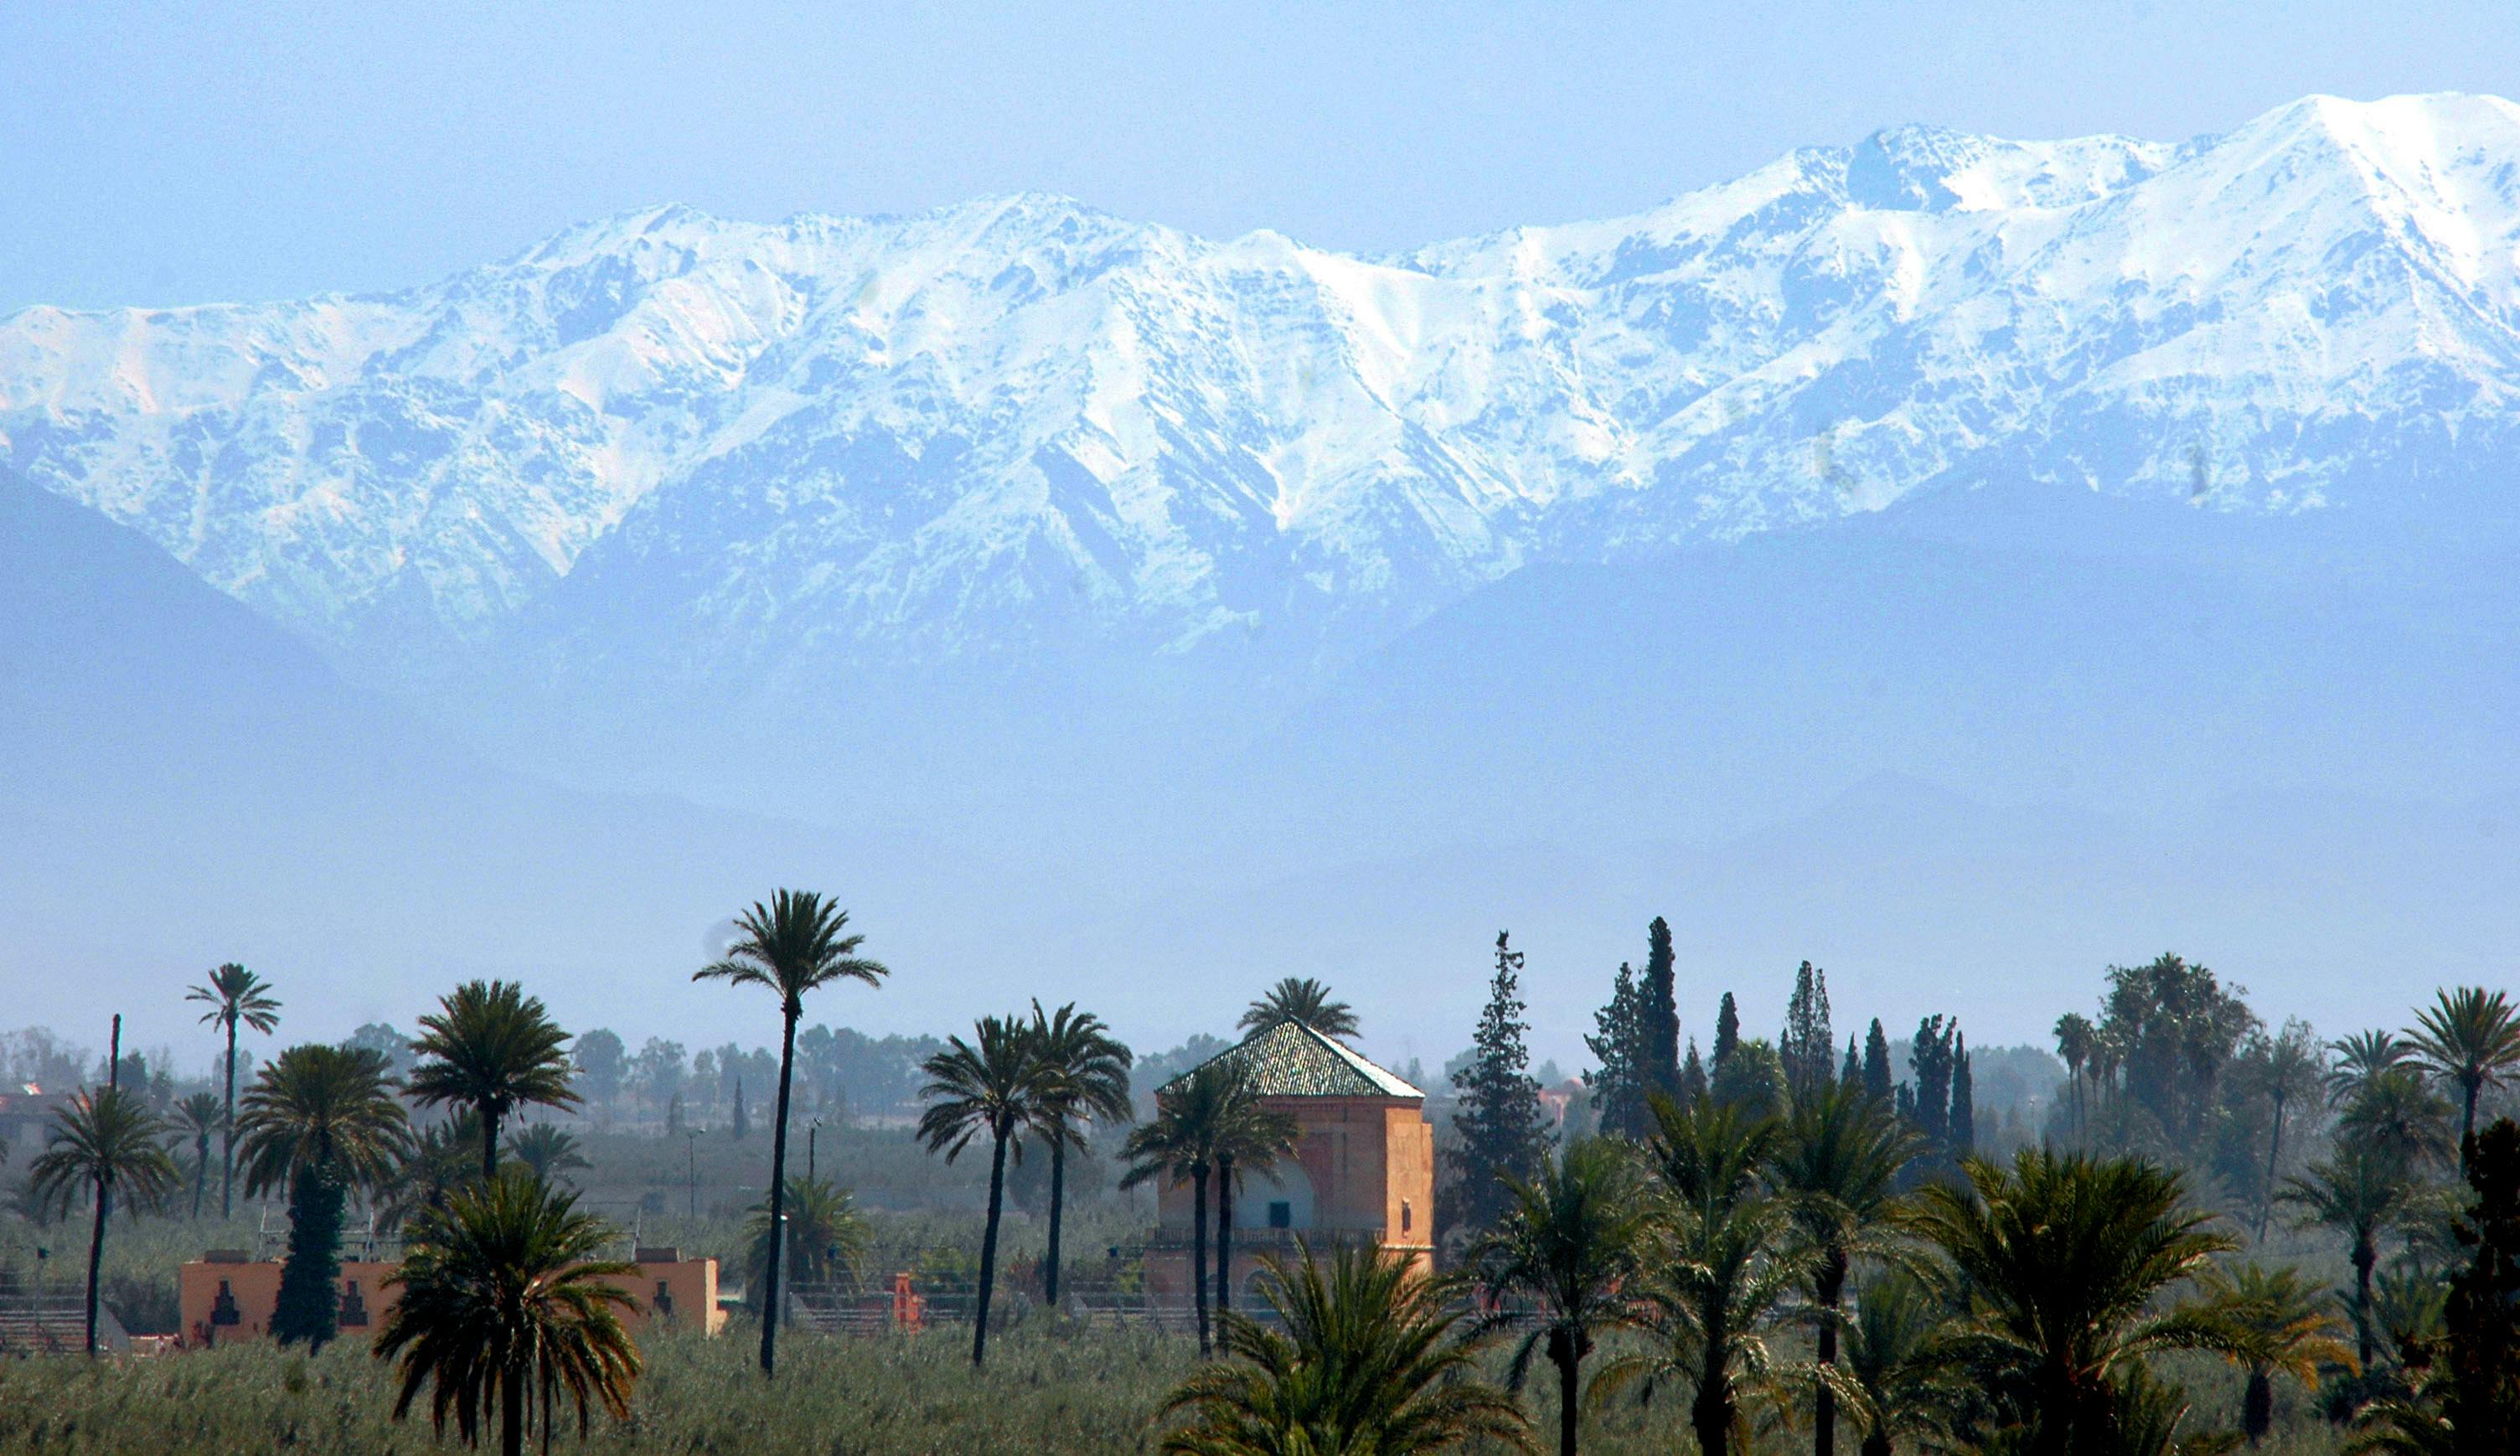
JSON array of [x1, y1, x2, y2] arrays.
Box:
[[7, 90, 2519, 1067]]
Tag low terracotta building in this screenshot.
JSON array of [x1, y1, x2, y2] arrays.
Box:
[[1143, 1020, 1434, 1304], [178, 1245, 725, 1348]]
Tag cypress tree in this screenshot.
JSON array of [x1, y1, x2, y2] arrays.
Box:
[[1909, 1016, 1955, 1149], [1642, 917, 1681, 1102], [1841, 1035, 1861, 1088], [732, 1077, 750, 1141], [1779, 961, 1835, 1099], [2444, 1118, 2520, 1443], [1949, 1035, 1975, 1156], [1583, 962, 1650, 1138], [1449, 932, 1549, 1235], [1678, 1039, 1709, 1107], [1713, 993, 1741, 1069], [270, 1169, 344, 1351], [1862, 1019, 1893, 1102]]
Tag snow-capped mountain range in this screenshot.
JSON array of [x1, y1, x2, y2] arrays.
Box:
[[7, 91, 2520, 690]]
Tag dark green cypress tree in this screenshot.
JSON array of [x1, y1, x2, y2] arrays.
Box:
[[1583, 962, 1649, 1138], [1909, 1015, 1955, 1150], [271, 1169, 344, 1350], [1841, 1035, 1862, 1087], [1449, 932, 1549, 1236], [1713, 993, 1740, 1069], [1862, 1019, 1893, 1102], [1642, 918, 1681, 1102], [2445, 1118, 2520, 1443], [732, 1077, 750, 1141], [1949, 1035, 1975, 1156]]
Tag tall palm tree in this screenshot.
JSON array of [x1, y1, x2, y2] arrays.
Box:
[[1122, 1061, 1239, 1355], [173, 1091, 224, 1219], [1464, 1138, 1652, 1456], [187, 962, 280, 1218], [378, 1172, 642, 1456], [1601, 1096, 1815, 1456], [28, 1087, 178, 1355], [1768, 1082, 1924, 1456], [2328, 1030, 2415, 1108], [506, 1124, 591, 1186], [1237, 978, 1361, 1040], [743, 1173, 870, 1301], [917, 1014, 1046, 1367], [236, 1043, 411, 1350], [2053, 1013, 2094, 1141], [408, 980, 581, 1184], [695, 888, 888, 1376], [2281, 1145, 2417, 1370], [1212, 1082, 1299, 1323], [1024, 1000, 1133, 1309], [1159, 1242, 1533, 1455], [2239, 1024, 2326, 1238], [2204, 1261, 2357, 1445], [1914, 1149, 2245, 1453], [2406, 987, 2520, 1159], [2339, 1067, 2456, 1174]]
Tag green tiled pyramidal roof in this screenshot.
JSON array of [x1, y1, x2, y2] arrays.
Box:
[[1163, 1020, 1424, 1099]]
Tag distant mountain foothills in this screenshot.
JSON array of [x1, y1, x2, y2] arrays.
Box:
[[6, 93, 2520, 1047]]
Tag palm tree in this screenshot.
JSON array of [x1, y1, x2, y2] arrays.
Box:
[[378, 1172, 642, 1456], [2239, 1023, 2326, 1238], [694, 888, 888, 1376], [1159, 1242, 1533, 1455], [236, 1043, 411, 1350], [408, 980, 581, 1184], [1913, 1148, 2244, 1453], [2406, 987, 2520, 1159], [1600, 1096, 1815, 1456], [2053, 1013, 2094, 1141], [1025, 1000, 1133, 1309], [917, 1014, 1046, 1366], [384, 1110, 487, 1227], [1840, 1274, 1970, 1456], [1212, 1082, 1299, 1324], [2328, 1030, 2415, 1108], [173, 1091, 224, 1219], [2204, 1261, 2356, 1444], [2282, 1145, 2417, 1370], [506, 1124, 591, 1185], [1768, 1082, 1924, 1456], [187, 962, 280, 1218], [1464, 1138, 1651, 1456], [1122, 1061, 1238, 1355], [1237, 978, 1360, 1040], [2340, 1067, 2456, 1174], [743, 1173, 870, 1303], [27, 1087, 178, 1355]]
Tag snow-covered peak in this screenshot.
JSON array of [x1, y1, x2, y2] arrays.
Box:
[[6, 93, 2520, 685]]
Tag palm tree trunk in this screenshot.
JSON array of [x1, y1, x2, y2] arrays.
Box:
[[1190, 1164, 1211, 1356], [502, 1360, 525, 1456], [759, 1004, 801, 1376], [1551, 1333, 1582, 1456], [541, 1364, 555, 1456], [2352, 1234, 2377, 1370], [221, 1020, 238, 1219], [2461, 1082, 2480, 1164], [1215, 1153, 1235, 1321], [1815, 1248, 1846, 1456], [192, 1138, 207, 1219], [481, 1102, 503, 1184], [2257, 1094, 2285, 1240], [85, 1172, 109, 1356], [973, 1123, 1009, 1366], [1045, 1137, 1066, 1309]]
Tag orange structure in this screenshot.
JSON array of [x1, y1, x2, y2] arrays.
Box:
[[177, 1244, 725, 1348], [1142, 1020, 1435, 1304]]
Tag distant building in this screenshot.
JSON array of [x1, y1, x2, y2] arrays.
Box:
[[177, 1245, 725, 1348], [1142, 1020, 1435, 1305]]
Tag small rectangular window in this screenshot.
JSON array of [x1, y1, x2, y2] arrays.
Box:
[[1268, 1201, 1292, 1229]]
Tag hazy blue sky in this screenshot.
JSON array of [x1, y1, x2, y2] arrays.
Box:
[[6, 1, 2516, 311]]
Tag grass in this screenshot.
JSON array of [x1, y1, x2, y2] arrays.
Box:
[[0, 1319, 2366, 1455]]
